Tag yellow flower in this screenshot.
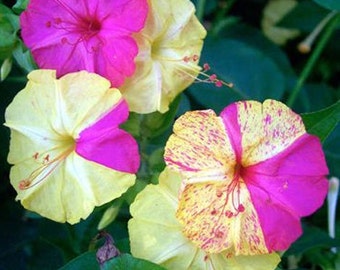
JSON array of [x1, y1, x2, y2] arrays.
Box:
[[120, 0, 207, 114], [5, 70, 140, 224], [129, 168, 280, 270]]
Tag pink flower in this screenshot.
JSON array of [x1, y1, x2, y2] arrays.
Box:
[[164, 99, 329, 256], [20, 0, 148, 87]]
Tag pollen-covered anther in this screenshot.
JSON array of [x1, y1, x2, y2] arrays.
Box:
[[18, 147, 74, 190], [180, 55, 233, 88]]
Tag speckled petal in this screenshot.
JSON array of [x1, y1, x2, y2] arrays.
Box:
[[221, 100, 306, 166], [164, 110, 235, 182], [176, 179, 268, 255]]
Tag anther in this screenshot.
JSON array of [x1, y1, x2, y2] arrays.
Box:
[[203, 63, 210, 71]]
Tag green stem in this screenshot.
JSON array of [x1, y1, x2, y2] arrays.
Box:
[[286, 11, 340, 107], [196, 0, 206, 22]]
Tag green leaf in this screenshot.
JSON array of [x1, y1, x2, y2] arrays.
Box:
[[122, 95, 181, 140], [59, 251, 99, 270], [12, 0, 29, 14], [12, 41, 37, 73], [313, 0, 340, 11], [301, 100, 340, 142], [102, 254, 166, 270], [0, 4, 19, 59]]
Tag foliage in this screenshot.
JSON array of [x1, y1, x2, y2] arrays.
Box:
[[0, 0, 339, 269]]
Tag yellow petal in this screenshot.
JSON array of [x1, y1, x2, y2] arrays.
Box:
[[5, 70, 122, 140], [11, 153, 135, 224], [236, 100, 306, 166], [121, 0, 206, 113]]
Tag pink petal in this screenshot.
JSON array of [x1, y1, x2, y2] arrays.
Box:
[[242, 180, 303, 252], [244, 134, 329, 251], [75, 100, 140, 173]]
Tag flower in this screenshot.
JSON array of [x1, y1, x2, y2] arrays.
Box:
[[164, 100, 329, 256], [129, 168, 281, 270], [120, 0, 206, 113], [5, 70, 140, 224], [20, 0, 148, 87]]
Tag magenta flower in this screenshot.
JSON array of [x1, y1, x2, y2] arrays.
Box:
[[20, 0, 148, 87], [164, 100, 329, 255]]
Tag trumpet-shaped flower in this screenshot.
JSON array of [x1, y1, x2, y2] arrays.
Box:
[[20, 0, 148, 87], [129, 168, 281, 270], [164, 100, 329, 256], [5, 70, 140, 224], [120, 0, 206, 113]]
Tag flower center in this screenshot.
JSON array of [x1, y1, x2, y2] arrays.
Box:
[[19, 138, 75, 190], [78, 16, 102, 36], [225, 163, 245, 215], [44, 1, 103, 52]]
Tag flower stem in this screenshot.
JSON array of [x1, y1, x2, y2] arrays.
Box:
[[196, 0, 206, 22], [286, 11, 340, 107]]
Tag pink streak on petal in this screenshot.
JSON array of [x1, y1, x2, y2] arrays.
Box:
[[75, 100, 140, 173], [220, 103, 242, 161], [244, 134, 328, 251]]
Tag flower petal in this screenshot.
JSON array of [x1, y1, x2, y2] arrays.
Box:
[[164, 110, 235, 182], [221, 100, 306, 166], [244, 134, 329, 251], [176, 180, 268, 255], [76, 100, 140, 173], [11, 153, 135, 224]]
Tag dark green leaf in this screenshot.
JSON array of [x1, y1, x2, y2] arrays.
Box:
[[301, 100, 340, 142], [277, 1, 330, 32], [313, 0, 340, 11], [285, 225, 340, 256], [59, 251, 99, 270], [102, 254, 166, 270], [323, 124, 340, 177], [187, 30, 291, 112]]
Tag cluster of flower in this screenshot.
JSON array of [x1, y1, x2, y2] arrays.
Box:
[[4, 0, 329, 269]]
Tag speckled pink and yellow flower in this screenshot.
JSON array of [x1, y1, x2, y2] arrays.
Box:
[[5, 70, 140, 224], [164, 99, 329, 256]]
